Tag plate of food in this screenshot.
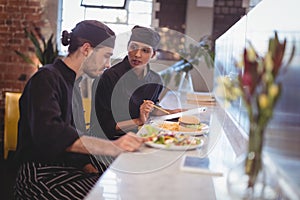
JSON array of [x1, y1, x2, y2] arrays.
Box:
[[141, 131, 204, 151], [152, 115, 209, 135]]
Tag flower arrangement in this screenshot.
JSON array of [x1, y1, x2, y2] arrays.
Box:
[[216, 32, 295, 189]]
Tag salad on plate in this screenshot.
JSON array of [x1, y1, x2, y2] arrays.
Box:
[[140, 125, 204, 150]]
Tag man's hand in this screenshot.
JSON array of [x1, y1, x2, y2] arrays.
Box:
[[112, 132, 145, 154], [83, 163, 99, 173]]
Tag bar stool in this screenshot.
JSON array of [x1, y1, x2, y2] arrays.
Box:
[[3, 92, 21, 159]]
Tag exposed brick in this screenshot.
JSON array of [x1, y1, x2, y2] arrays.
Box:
[[215, 0, 225, 6], [238, 8, 245, 13], [230, 7, 238, 14], [13, 32, 26, 38], [21, 21, 30, 27], [25, 14, 43, 21], [7, 0, 26, 6], [156, 0, 187, 33], [222, 7, 229, 14], [20, 7, 39, 13], [0, 26, 9, 32], [23, 66, 37, 75], [27, 1, 42, 7], [227, 1, 234, 6], [6, 13, 23, 19], [8, 38, 22, 44], [235, 0, 242, 7], [4, 5, 20, 12], [214, 7, 220, 14], [212, 0, 246, 49], [3, 72, 19, 81], [0, 55, 16, 62]]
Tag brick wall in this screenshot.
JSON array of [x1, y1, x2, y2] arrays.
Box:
[[0, 0, 55, 155], [212, 0, 246, 43], [156, 0, 187, 33]]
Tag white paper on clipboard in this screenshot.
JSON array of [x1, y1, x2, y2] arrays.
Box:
[[151, 107, 207, 122]]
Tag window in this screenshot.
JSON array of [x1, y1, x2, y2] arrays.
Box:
[[81, 0, 127, 9], [57, 0, 154, 56]]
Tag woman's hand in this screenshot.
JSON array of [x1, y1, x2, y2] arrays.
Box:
[[115, 100, 154, 131], [139, 100, 154, 124]]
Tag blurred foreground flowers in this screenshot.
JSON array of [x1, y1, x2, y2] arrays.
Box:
[[216, 32, 295, 189]]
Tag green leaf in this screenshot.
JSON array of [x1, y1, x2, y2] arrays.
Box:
[[144, 125, 159, 135], [16, 27, 58, 68], [14, 50, 35, 66], [286, 43, 296, 67], [25, 29, 43, 63], [175, 72, 182, 87], [43, 34, 57, 64], [161, 73, 171, 86]]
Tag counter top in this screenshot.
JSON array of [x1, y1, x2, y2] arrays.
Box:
[[85, 91, 235, 200], [85, 91, 299, 200]]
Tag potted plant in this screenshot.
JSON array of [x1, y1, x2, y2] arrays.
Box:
[[15, 25, 58, 80], [159, 35, 214, 89]]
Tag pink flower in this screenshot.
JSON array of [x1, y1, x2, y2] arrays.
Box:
[[241, 48, 262, 96]]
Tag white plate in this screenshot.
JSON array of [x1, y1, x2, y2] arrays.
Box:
[[145, 139, 204, 151], [152, 121, 209, 136]]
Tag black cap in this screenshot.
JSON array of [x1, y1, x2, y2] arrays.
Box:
[[129, 25, 160, 50], [72, 20, 115, 48]]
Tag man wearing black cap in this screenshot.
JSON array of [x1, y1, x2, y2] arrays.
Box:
[[92, 25, 181, 142], [14, 20, 146, 199]]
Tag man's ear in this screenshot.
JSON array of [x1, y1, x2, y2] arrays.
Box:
[[151, 51, 156, 58], [81, 43, 92, 57]]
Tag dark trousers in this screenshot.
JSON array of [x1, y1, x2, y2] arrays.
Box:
[[14, 161, 103, 200]]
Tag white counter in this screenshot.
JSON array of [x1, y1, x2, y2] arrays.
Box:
[[85, 100, 237, 200], [85, 91, 299, 199]]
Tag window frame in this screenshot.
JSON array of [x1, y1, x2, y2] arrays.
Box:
[[80, 0, 128, 9], [56, 0, 154, 56]]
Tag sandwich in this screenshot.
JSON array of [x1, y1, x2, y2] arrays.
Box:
[[178, 115, 203, 132]]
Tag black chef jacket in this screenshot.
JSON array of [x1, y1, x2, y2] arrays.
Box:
[[94, 56, 163, 140], [14, 59, 90, 168]]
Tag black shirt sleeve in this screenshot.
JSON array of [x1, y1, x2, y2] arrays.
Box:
[[95, 72, 124, 140], [19, 69, 83, 163]]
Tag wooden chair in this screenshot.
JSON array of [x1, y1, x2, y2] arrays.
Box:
[[3, 92, 21, 159]]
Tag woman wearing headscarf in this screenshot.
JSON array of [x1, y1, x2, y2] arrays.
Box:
[[93, 25, 181, 141]]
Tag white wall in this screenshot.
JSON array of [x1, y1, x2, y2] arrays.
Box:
[[185, 0, 214, 41], [185, 0, 214, 92]]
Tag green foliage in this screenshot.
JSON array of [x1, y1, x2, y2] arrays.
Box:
[[180, 35, 214, 70], [15, 27, 58, 69], [174, 72, 182, 87], [160, 35, 214, 87], [161, 73, 171, 86]]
